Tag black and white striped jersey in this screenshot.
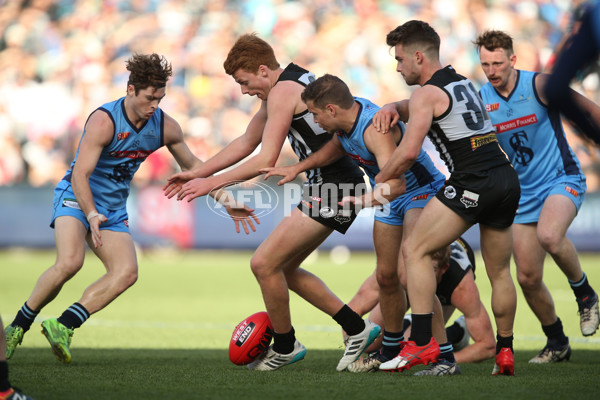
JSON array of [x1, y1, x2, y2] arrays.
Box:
[[278, 63, 363, 184], [426, 65, 510, 173]]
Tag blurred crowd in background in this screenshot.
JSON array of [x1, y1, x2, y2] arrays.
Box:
[[1, 0, 599, 191]]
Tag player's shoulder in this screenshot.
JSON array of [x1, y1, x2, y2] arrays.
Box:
[[162, 110, 184, 141]]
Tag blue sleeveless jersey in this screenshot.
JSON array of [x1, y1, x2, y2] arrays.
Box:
[[63, 97, 164, 209], [336, 97, 445, 192], [479, 70, 584, 194]]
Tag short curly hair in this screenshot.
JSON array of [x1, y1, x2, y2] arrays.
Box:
[[473, 30, 514, 55], [126, 53, 172, 94]]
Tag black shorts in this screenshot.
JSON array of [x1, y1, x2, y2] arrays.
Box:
[[297, 177, 365, 234], [436, 164, 520, 229]]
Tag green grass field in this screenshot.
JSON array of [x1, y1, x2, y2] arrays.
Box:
[[2, 248, 600, 399]]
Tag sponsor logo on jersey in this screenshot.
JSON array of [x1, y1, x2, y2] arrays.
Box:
[[460, 190, 480, 208], [347, 153, 377, 166], [124, 219, 129, 227], [444, 186, 456, 199], [62, 198, 81, 209], [565, 185, 579, 197], [117, 131, 130, 140], [485, 103, 500, 112], [470, 132, 498, 150], [144, 130, 155, 136], [411, 194, 430, 202], [494, 114, 538, 133], [109, 150, 153, 159]]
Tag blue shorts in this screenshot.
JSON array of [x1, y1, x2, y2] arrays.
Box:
[[51, 180, 130, 233], [515, 174, 586, 224], [375, 181, 442, 226]]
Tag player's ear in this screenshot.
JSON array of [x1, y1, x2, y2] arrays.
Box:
[[258, 65, 268, 77]]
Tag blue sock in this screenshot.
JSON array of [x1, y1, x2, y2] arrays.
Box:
[[439, 341, 455, 363], [381, 330, 404, 359], [57, 303, 90, 329], [569, 272, 595, 300], [12, 302, 39, 332]]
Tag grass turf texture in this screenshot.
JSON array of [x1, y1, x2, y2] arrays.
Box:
[[2, 248, 600, 399]]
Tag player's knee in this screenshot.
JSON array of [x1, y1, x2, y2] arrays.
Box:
[[376, 269, 399, 292], [516, 269, 543, 292], [537, 229, 563, 255], [115, 268, 138, 292], [250, 254, 270, 279], [54, 257, 85, 280]]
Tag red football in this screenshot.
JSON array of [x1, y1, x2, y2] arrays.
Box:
[[229, 311, 273, 365]]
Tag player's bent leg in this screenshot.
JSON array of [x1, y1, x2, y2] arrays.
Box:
[[81, 230, 138, 314], [251, 208, 332, 334]]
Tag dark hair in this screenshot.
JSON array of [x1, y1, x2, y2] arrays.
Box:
[[223, 33, 280, 75], [473, 30, 514, 55], [386, 20, 440, 59], [301, 74, 355, 110], [126, 53, 172, 94]]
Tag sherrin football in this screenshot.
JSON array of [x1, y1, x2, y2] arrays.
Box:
[[229, 311, 273, 365]]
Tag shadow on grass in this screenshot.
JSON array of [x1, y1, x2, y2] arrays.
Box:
[[10, 348, 600, 400]]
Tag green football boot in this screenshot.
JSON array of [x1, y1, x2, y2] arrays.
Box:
[[41, 319, 74, 364], [4, 324, 24, 359]]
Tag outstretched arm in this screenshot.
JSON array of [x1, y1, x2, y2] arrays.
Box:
[[260, 134, 346, 185], [163, 113, 260, 233], [163, 105, 267, 198], [175, 83, 299, 202]]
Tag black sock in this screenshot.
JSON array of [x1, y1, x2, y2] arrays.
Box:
[[332, 305, 365, 336], [0, 361, 10, 392], [272, 327, 296, 354], [439, 341, 455, 363], [542, 318, 568, 347], [409, 313, 433, 346], [12, 302, 39, 332], [381, 330, 404, 359], [569, 272, 595, 300], [446, 320, 465, 345], [496, 334, 514, 354], [57, 303, 90, 329]]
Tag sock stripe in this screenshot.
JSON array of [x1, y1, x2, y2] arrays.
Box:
[[21, 303, 38, 319], [569, 272, 587, 287], [69, 304, 90, 323]]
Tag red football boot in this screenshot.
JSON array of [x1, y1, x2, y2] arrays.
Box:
[[379, 337, 440, 372], [492, 347, 515, 376]]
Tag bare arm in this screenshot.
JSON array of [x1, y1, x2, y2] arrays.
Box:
[[163, 112, 259, 233], [163, 105, 266, 198], [375, 88, 436, 184], [450, 272, 496, 363], [71, 111, 114, 248], [176, 82, 299, 201], [260, 133, 346, 185], [341, 124, 405, 208]]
